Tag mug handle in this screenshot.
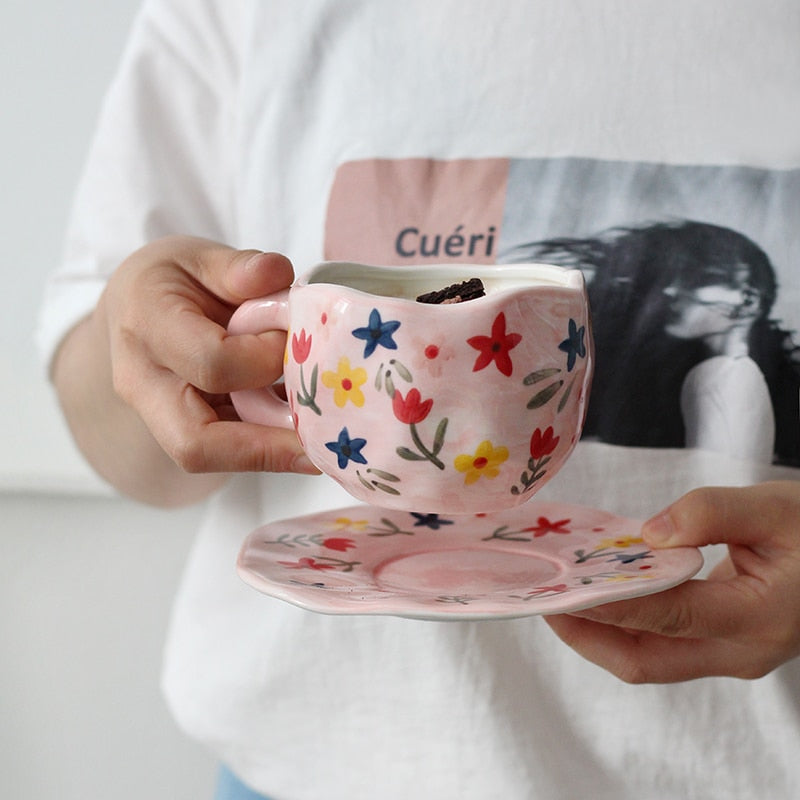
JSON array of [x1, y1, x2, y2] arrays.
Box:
[[227, 289, 294, 429]]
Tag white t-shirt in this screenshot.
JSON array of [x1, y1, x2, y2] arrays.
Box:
[[38, 1, 800, 797]]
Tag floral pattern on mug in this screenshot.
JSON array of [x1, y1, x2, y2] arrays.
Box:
[[511, 426, 561, 496], [392, 387, 433, 424], [558, 318, 587, 372], [393, 388, 448, 470], [291, 329, 313, 363], [467, 312, 522, 376], [256, 264, 593, 513], [410, 336, 456, 378], [322, 356, 368, 408], [325, 427, 368, 469], [352, 308, 401, 358], [454, 440, 509, 485]]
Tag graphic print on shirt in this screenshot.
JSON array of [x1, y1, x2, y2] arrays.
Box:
[[325, 157, 800, 467]]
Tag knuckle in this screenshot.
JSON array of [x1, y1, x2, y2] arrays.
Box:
[[248, 436, 302, 474], [614, 639, 673, 684], [734, 662, 772, 681], [187, 347, 230, 394], [757, 625, 800, 672], [656, 601, 698, 637], [110, 360, 140, 405], [614, 656, 652, 685], [673, 487, 719, 530], [248, 441, 282, 473]]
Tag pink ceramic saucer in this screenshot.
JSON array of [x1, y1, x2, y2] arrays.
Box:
[[237, 501, 703, 620]]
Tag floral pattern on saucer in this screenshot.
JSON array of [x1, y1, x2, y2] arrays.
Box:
[[237, 501, 703, 620]]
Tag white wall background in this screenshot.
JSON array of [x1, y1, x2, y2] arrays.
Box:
[[2, 0, 131, 493], [2, 2, 217, 797]]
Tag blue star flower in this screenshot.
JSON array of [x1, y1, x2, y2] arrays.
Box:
[[607, 550, 653, 565], [558, 318, 587, 372], [325, 427, 368, 469], [410, 513, 455, 530], [352, 308, 401, 358]]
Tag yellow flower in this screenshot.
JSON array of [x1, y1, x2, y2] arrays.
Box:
[[329, 516, 369, 531], [597, 536, 643, 549], [321, 357, 368, 408], [454, 440, 509, 485]]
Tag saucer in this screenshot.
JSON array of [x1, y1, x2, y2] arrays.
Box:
[[237, 501, 703, 620]]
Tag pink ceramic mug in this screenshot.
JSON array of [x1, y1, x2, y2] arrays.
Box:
[[228, 262, 593, 513]]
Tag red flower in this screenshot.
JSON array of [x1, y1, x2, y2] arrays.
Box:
[[467, 312, 522, 377], [392, 387, 433, 424], [527, 583, 568, 596], [524, 516, 571, 537], [322, 537, 356, 552], [278, 557, 336, 571], [291, 329, 312, 363], [529, 426, 560, 459]]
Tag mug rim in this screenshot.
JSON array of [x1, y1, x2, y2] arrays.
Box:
[[295, 261, 585, 303]]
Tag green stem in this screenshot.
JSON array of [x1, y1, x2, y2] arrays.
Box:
[[299, 364, 321, 415], [410, 422, 445, 470]]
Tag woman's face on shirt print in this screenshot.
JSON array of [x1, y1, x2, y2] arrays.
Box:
[[662, 263, 762, 341]]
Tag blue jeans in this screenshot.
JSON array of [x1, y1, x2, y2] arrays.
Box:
[[214, 765, 274, 800]]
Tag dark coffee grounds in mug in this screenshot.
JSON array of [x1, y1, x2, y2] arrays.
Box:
[[416, 278, 485, 304]]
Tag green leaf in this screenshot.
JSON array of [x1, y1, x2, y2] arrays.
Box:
[[527, 381, 563, 409], [356, 471, 376, 491], [433, 417, 449, 454], [523, 367, 561, 386], [397, 446, 426, 461], [373, 482, 402, 495], [391, 359, 413, 383], [557, 376, 575, 413], [367, 468, 401, 482]]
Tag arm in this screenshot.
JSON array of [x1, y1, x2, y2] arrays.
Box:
[[545, 480, 800, 682], [52, 235, 317, 508]]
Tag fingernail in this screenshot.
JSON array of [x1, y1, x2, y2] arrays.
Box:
[[642, 508, 676, 546], [242, 251, 267, 272]]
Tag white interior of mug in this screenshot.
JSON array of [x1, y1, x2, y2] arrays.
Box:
[[302, 262, 583, 300]]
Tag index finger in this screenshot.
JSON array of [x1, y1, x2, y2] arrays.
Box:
[[566, 577, 763, 639], [144, 299, 288, 394], [136, 361, 318, 474], [543, 613, 768, 682]]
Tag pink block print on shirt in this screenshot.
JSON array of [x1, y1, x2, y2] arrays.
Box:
[[324, 158, 508, 265]]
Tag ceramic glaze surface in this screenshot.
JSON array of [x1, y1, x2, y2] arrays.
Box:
[[237, 501, 704, 620], [229, 262, 593, 513]]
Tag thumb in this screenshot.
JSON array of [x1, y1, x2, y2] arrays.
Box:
[[137, 236, 295, 305], [642, 482, 796, 550], [224, 249, 295, 301]]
